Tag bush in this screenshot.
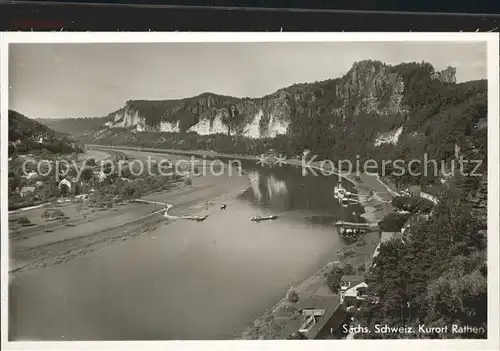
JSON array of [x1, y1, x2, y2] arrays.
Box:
[[184, 178, 193, 187], [327, 266, 345, 294], [286, 288, 300, 303]]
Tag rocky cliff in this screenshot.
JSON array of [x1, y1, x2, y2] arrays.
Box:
[[100, 60, 449, 139]]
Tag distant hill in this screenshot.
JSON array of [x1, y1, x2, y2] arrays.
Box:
[[9, 110, 81, 156], [37, 116, 114, 135]]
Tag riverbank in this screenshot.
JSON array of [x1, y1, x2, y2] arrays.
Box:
[[9, 155, 251, 276], [237, 171, 395, 340]]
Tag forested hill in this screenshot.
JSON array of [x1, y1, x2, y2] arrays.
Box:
[[37, 116, 113, 136], [9, 110, 81, 155]]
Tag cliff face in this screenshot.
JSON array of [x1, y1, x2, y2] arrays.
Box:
[[107, 91, 294, 139], [103, 60, 420, 139], [51, 58, 483, 165]]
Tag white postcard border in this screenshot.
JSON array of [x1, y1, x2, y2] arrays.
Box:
[[1, 32, 498, 351]]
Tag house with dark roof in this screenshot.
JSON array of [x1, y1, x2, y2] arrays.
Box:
[[292, 296, 348, 339]]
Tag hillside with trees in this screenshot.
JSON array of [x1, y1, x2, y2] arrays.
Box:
[[355, 176, 487, 339], [9, 110, 82, 156]]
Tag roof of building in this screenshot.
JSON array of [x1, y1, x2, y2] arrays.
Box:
[[292, 296, 340, 339], [422, 184, 442, 197], [307, 305, 347, 339], [340, 275, 365, 288], [344, 282, 369, 298]]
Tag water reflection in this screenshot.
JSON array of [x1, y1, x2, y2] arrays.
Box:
[[239, 162, 363, 224]]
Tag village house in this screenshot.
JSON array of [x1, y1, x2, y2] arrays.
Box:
[[59, 178, 73, 193], [339, 275, 365, 294], [341, 282, 370, 310], [291, 296, 348, 339]]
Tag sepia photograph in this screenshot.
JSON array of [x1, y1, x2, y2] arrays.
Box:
[[1, 33, 499, 349]]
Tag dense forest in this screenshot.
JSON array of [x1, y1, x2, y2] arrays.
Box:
[[356, 175, 487, 339]]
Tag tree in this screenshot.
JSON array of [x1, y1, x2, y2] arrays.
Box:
[[60, 183, 70, 196], [81, 167, 94, 181], [327, 266, 345, 294], [286, 288, 300, 303], [86, 158, 96, 167], [378, 212, 411, 232]]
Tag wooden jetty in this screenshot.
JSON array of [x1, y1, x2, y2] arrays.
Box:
[[334, 220, 370, 228], [251, 214, 279, 222]]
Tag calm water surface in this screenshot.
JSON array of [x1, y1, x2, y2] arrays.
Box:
[[9, 162, 363, 340]]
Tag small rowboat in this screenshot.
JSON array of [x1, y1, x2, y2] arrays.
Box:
[[250, 214, 279, 222]]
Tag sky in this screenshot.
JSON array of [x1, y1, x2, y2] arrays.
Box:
[[9, 41, 487, 119]]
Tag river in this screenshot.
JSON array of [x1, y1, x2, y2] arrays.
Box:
[[9, 158, 363, 340]]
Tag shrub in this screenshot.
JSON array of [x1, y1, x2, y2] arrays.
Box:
[[327, 266, 345, 294], [286, 288, 300, 303]]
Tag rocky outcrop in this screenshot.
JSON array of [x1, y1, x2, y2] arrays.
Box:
[[431, 66, 456, 84], [95, 61, 460, 145], [334, 60, 407, 119]]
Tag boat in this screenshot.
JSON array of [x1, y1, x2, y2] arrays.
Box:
[[250, 214, 279, 222]]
